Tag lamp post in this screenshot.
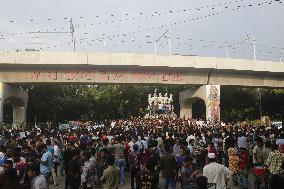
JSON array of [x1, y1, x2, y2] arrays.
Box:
[[251, 35, 256, 61], [167, 30, 172, 55], [226, 48, 229, 59], [153, 29, 171, 56], [225, 35, 256, 60]]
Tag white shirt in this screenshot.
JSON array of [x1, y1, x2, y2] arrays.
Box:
[[156, 137, 163, 148], [203, 162, 231, 189], [54, 145, 59, 157], [135, 140, 143, 150], [128, 141, 134, 152], [238, 136, 247, 148], [53, 145, 60, 162], [32, 174, 48, 189]]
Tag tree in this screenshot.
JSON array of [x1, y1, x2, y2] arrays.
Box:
[[26, 84, 284, 124]]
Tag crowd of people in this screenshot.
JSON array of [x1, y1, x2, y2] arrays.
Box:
[[0, 117, 283, 189]]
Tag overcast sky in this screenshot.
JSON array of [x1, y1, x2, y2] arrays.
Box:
[[0, 0, 283, 61]]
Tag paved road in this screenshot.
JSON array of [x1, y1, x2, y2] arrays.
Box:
[[50, 172, 254, 189]]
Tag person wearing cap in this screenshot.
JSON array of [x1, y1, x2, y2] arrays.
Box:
[[203, 153, 231, 189]]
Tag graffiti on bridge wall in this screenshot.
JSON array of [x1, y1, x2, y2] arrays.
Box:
[[28, 70, 185, 84]]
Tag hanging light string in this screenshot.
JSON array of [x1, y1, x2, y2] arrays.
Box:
[[0, 0, 282, 59]]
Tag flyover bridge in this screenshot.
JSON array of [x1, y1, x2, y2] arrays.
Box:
[[0, 51, 283, 87], [0, 51, 283, 124]]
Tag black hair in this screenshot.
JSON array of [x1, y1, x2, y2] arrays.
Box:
[[208, 157, 216, 163], [102, 138, 109, 145], [270, 174, 284, 188], [46, 139, 51, 145], [82, 151, 91, 160], [196, 176, 208, 189], [72, 147, 81, 156], [271, 143, 279, 151], [27, 162, 40, 175], [164, 144, 172, 153], [4, 159, 14, 167], [107, 154, 115, 165], [6, 168, 18, 182], [265, 141, 271, 148], [184, 155, 193, 162], [133, 144, 139, 151]]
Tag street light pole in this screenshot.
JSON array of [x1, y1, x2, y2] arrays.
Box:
[[154, 41, 157, 57], [252, 35, 262, 119], [252, 35, 256, 61], [226, 48, 229, 59], [168, 30, 172, 55], [153, 29, 171, 56], [69, 18, 75, 52]]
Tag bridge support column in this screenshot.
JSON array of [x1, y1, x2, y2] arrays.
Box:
[[179, 85, 220, 122], [0, 82, 28, 125], [0, 83, 4, 123], [13, 106, 27, 124], [179, 99, 193, 119]]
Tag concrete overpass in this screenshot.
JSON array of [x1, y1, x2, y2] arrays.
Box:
[[0, 51, 283, 124], [0, 51, 283, 87]]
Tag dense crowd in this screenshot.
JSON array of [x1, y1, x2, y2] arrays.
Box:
[[0, 117, 284, 189]]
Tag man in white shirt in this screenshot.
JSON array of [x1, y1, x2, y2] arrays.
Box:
[[203, 153, 231, 189]]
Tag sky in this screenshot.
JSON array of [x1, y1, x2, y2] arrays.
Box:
[[0, 0, 283, 61]]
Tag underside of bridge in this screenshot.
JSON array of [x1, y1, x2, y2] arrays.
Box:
[[0, 82, 28, 124], [0, 81, 219, 125]]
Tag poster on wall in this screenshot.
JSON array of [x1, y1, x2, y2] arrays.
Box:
[[0, 82, 3, 102], [206, 85, 220, 122]]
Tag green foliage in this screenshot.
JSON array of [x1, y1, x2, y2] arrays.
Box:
[[26, 84, 186, 123], [221, 86, 284, 121], [26, 84, 283, 124]]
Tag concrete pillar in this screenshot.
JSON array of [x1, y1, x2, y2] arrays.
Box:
[[0, 82, 4, 123], [179, 86, 206, 119], [180, 99, 193, 119], [0, 100, 3, 123], [179, 85, 220, 122], [13, 106, 26, 123], [0, 82, 28, 125]]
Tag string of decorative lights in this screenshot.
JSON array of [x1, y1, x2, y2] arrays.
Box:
[[0, 0, 282, 60]]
